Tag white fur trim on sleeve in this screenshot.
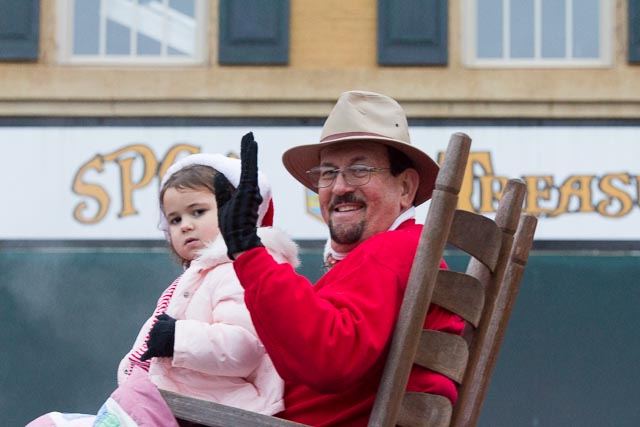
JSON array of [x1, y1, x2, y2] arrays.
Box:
[[257, 227, 300, 269]]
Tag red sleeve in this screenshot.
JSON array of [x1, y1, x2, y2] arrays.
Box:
[[235, 246, 404, 393]]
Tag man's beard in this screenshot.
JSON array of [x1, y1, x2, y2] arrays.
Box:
[[327, 193, 366, 245], [328, 219, 365, 245]]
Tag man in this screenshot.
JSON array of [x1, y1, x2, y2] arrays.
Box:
[[215, 90, 464, 427]]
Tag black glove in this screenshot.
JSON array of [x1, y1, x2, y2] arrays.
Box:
[[140, 313, 176, 361], [215, 132, 264, 259], [213, 170, 235, 208]]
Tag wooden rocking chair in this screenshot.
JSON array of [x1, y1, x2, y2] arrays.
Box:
[[161, 132, 537, 427]]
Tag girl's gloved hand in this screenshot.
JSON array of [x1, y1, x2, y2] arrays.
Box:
[[140, 314, 176, 361]]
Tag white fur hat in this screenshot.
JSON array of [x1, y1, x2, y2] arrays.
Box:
[[158, 153, 273, 240]]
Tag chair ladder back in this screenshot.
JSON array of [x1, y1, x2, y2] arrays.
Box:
[[367, 133, 472, 427], [450, 187, 535, 427], [401, 179, 525, 427]]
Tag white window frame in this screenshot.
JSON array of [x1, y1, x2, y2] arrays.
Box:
[[462, 0, 613, 68], [57, 0, 209, 65]]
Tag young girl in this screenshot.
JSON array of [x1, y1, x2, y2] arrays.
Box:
[[28, 152, 299, 427]]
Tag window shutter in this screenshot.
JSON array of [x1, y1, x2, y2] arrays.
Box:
[[0, 0, 39, 61], [630, 0, 640, 63], [378, 0, 447, 65], [219, 0, 289, 65]]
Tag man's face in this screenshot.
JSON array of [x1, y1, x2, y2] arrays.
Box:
[[318, 141, 418, 253]]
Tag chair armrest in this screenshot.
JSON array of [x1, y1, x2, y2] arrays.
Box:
[[159, 389, 309, 427]]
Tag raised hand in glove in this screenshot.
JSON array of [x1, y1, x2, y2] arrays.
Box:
[[140, 313, 176, 361], [215, 131, 264, 259]]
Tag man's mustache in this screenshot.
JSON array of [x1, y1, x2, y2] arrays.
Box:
[[328, 193, 365, 211]]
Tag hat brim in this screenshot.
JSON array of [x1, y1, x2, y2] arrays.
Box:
[[282, 135, 439, 206]]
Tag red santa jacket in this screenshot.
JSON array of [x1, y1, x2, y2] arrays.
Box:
[[234, 219, 465, 427]]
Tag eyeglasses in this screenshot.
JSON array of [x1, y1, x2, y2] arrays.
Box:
[[306, 165, 391, 188]]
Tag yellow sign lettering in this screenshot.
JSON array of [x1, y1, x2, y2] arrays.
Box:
[[478, 176, 508, 213], [103, 145, 158, 218], [72, 155, 110, 224], [549, 175, 596, 217], [523, 176, 554, 216], [73, 143, 205, 225], [597, 173, 634, 217]]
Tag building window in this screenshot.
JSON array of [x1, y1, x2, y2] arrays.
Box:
[[462, 0, 613, 67], [57, 0, 208, 65]]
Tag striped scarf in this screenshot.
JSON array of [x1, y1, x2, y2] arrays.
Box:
[[126, 274, 181, 374]]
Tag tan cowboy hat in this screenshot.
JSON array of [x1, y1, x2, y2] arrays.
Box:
[[282, 90, 439, 205]]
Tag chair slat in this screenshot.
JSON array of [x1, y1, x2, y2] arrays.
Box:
[[397, 392, 452, 427], [432, 270, 485, 327], [413, 330, 468, 383], [448, 210, 502, 271]]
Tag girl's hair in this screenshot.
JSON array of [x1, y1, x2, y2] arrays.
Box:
[[159, 164, 236, 266], [159, 164, 235, 210]]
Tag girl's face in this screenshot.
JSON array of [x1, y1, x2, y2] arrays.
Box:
[[163, 187, 220, 262]]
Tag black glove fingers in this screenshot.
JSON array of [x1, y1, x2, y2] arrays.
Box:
[[216, 131, 265, 259], [214, 172, 234, 208], [239, 132, 263, 208], [239, 132, 259, 185]]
